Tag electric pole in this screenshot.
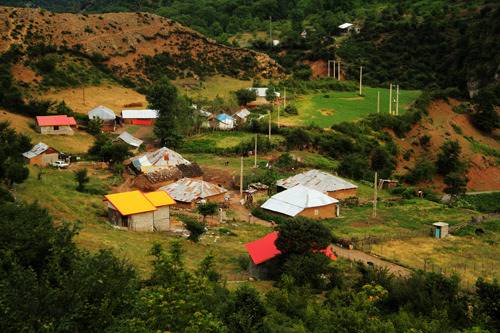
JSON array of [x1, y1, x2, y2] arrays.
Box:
[[269, 16, 272, 46], [283, 87, 287, 110], [254, 135, 258, 168], [333, 60, 336, 79], [377, 91, 380, 113], [277, 105, 280, 128], [372, 171, 378, 217], [268, 109, 271, 140], [82, 86, 86, 105], [337, 60, 341, 80], [396, 84, 400, 115], [240, 156, 244, 199], [389, 83, 393, 115], [359, 66, 363, 96]]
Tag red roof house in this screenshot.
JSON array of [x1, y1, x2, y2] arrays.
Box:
[[36, 115, 77, 135], [244, 231, 337, 265]]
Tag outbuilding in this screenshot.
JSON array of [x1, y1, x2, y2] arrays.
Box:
[[88, 105, 116, 132], [277, 169, 358, 200], [160, 178, 228, 209], [121, 109, 158, 125], [104, 190, 175, 232], [117, 131, 143, 149], [215, 113, 235, 130], [22, 142, 59, 166], [261, 184, 339, 219], [234, 108, 251, 125], [36, 115, 77, 135], [432, 222, 449, 239]]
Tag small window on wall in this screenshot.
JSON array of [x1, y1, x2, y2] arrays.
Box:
[[54, 126, 59, 130], [314, 209, 319, 216]]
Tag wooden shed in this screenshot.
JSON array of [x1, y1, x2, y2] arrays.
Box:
[[22, 142, 59, 167], [104, 190, 175, 232]]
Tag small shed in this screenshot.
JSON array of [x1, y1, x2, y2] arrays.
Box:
[[22, 142, 59, 166], [88, 105, 116, 132], [338, 22, 359, 34], [36, 115, 77, 135], [432, 222, 449, 239], [234, 108, 251, 125], [378, 179, 399, 190], [159, 178, 228, 209], [215, 113, 235, 130], [121, 109, 158, 125], [104, 190, 175, 232], [118, 131, 143, 148]]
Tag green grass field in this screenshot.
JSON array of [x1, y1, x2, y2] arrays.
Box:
[[182, 131, 284, 151], [174, 75, 253, 100], [282, 87, 421, 128]]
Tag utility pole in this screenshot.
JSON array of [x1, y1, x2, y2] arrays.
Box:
[[337, 60, 341, 80], [333, 60, 336, 79], [82, 86, 86, 105], [269, 16, 272, 46], [283, 87, 287, 110], [268, 109, 271, 140], [240, 156, 244, 199], [254, 135, 258, 168], [327, 60, 331, 77], [372, 171, 378, 218], [377, 91, 380, 113], [389, 83, 393, 115], [396, 84, 400, 115], [359, 66, 363, 95], [277, 105, 280, 128]]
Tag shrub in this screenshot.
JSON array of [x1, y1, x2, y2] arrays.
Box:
[[196, 202, 218, 223], [234, 88, 256, 105], [74, 168, 89, 192], [461, 193, 500, 213], [179, 215, 206, 242]]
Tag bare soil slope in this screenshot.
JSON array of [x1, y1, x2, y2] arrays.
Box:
[[395, 100, 500, 191], [0, 7, 282, 80]]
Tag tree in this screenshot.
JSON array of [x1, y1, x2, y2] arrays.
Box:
[[436, 140, 463, 175], [87, 118, 103, 135], [266, 86, 277, 103], [74, 168, 90, 192], [405, 158, 436, 184], [180, 215, 206, 242], [225, 285, 266, 333], [148, 77, 186, 148], [0, 121, 31, 186], [471, 90, 500, 133], [235, 88, 257, 105], [196, 202, 218, 223], [275, 218, 333, 255], [443, 171, 468, 196], [54, 101, 74, 116]]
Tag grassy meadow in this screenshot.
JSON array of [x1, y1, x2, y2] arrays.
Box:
[[282, 86, 421, 128], [174, 75, 253, 100]]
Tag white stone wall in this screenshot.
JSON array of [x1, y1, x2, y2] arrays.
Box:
[[129, 211, 154, 232], [153, 206, 170, 231]]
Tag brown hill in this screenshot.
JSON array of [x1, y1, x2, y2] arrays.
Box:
[[395, 99, 500, 192], [0, 6, 282, 82]]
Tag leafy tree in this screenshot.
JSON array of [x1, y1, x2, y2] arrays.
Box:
[[235, 88, 257, 105], [197, 202, 218, 223], [284, 104, 298, 115], [475, 278, 500, 331], [405, 158, 436, 184], [54, 100, 74, 116], [266, 86, 278, 103], [471, 90, 500, 133], [74, 168, 90, 192], [443, 171, 468, 196], [87, 118, 103, 135], [180, 215, 206, 242], [436, 140, 463, 175], [88, 135, 131, 164], [225, 285, 266, 333], [370, 147, 392, 172], [0, 122, 30, 186], [276, 218, 333, 255]]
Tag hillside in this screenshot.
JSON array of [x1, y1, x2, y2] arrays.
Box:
[[0, 7, 282, 84]]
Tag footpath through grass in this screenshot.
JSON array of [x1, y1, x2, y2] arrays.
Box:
[[282, 86, 421, 128]]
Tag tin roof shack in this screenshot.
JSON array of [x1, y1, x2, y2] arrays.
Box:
[[277, 169, 358, 200], [234, 108, 251, 125], [22, 142, 59, 167], [160, 178, 228, 209], [261, 185, 339, 219], [245, 231, 336, 279], [36, 115, 77, 135], [88, 105, 116, 132], [104, 190, 175, 232], [121, 109, 158, 125], [244, 182, 269, 205], [432, 222, 449, 239], [118, 131, 143, 149], [215, 113, 235, 130]]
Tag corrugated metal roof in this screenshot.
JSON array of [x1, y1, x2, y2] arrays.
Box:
[[118, 132, 143, 148], [131, 147, 191, 174], [23, 142, 50, 159], [88, 105, 116, 120], [216, 113, 234, 123], [339, 23, 353, 29], [261, 185, 338, 217], [277, 169, 357, 194], [121, 109, 159, 119], [159, 178, 227, 203], [235, 108, 251, 119]]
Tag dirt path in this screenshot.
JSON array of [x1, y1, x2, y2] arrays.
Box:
[[332, 245, 411, 277], [228, 190, 272, 227]]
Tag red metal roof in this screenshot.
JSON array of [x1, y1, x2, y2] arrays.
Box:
[[36, 115, 77, 127], [244, 231, 337, 265]]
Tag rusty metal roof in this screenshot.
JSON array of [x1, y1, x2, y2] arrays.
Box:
[[131, 147, 191, 174], [159, 178, 227, 203], [276, 169, 357, 193]]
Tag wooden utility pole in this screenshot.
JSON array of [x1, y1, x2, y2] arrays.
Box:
[[389, 83, 393, 115], [377, 91, 380, 113], [277, 105, 280, 128], [396, 84, 400, 115], [333, 60, 336, 79], [359, 66, 363, 95], [372, 171, 378, 217], [283, 87, 287, 110], [240, 156, 244, 198], [269, 16, 272, 45], [82, 87, 86, 105], [254, 135, 258, 168], [337, 60, 341, 80], [268, 110, 271, 140]]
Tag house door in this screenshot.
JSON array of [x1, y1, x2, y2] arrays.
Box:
[[435, 227, 441, 239]]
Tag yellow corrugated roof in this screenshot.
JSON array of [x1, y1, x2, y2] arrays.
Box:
[[144, 191, 176, 207], [105, 190, 157, 216]]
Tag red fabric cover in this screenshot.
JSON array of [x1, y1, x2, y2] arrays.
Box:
[[131, 119, 153, 125], [36, 115, 77, 126]]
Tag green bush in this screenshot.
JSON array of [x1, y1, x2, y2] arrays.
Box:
[[461, 193, 500, 213]]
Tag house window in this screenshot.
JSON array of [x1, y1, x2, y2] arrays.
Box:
[[314, 209, 319, 216], [54, 126, 59, 130]]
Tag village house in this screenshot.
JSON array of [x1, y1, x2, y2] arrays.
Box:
[[117, 131, 143, 149], [160, 178, 228, 209], [277, 169, 358, 200], [233, 108, 251, 125], [121, 109, 158, 125], [247, 87, 281, 107], [245, 231, 336, 279], [104, 190, 175, 232], [261, 184, 339, 219], [22, 142, 59, 166], [36, 115, 77, 135], [215, 113, 235, 130], [88, 105, 116, 132]]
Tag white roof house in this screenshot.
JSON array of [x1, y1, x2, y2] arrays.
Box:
[[131, 147, 191, 173], [261, 185, 338, 217], [160, 178, 227, 203], [248, 87, 281, 98], [339, 23, 354, 29], [234, 108, 251, 120], [121, 109, 159, 119], [215, 113, 235, 130], [22, 142, 51, 159], [118, 132, 143, 148], [277, 169, 357, 193], [88, 105, 116, 120]]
